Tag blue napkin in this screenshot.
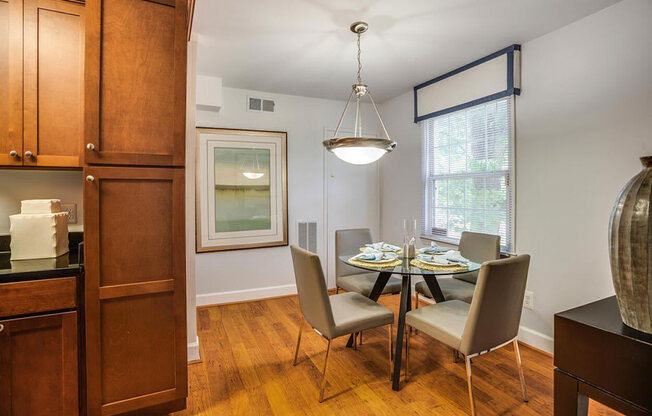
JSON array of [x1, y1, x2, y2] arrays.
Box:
[[352, 248, 397, 262], [420, 242, 449, 254], [365, 242, 401, 252]]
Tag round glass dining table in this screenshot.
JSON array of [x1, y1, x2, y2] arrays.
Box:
[[339, 254, 481, 391]]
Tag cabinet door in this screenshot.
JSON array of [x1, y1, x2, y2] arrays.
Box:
[[84, 0, 186, 167], [0, 0, 22, 166], [83, 166, 187, 415], [0, 312, 79, 416], [22, 0, 84, 168]]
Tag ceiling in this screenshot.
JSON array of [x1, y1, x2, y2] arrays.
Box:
[[193, 0, 620, 102]]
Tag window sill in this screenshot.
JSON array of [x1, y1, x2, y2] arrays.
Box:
[[420, 234, 515, 258]]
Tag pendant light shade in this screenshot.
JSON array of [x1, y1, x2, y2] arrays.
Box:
[[323, 22, 396, 165]]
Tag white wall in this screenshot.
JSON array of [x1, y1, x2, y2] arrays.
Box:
[[378, 91, 422, 245], [0, 170, 84, 234], [515, 0, 652, 342], [191, 83, 380, 304], [378, 0, 652, 352], [185, 36, 200, 361]]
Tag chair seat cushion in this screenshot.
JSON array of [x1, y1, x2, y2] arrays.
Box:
[[329, 292, 394, 338], [406, 300, 470, 350], [415, 278, 476, 303], [337, 273, 402, 297]]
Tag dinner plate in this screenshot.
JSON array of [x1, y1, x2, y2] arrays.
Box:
[[353, 253, 398, 264], [416, 254, 460, 267]]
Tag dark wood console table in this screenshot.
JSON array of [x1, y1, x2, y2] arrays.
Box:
[[554, 296, 652, 415]]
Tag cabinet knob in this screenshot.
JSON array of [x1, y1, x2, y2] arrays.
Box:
[[86, 143, 95, 150], [9, 150, 18, 157], [86, 175, 95, 182], [0, 323, 4, 332], [24, 150, 33, 158]]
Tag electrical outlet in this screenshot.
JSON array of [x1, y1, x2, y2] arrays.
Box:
[[523, 290, 534, 310], [61, 203, 77, 224]]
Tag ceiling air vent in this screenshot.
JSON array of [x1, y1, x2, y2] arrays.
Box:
[[248, 96, 275, 113]]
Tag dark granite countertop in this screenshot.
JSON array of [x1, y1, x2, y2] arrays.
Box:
[[0, 232, 83, 283]]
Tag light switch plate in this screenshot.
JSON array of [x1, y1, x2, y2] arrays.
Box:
[[523, 290, 534, 310], [61, 203, 77, 224]]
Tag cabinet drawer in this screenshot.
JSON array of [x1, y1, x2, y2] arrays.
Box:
[[0, 277, 76, 317]]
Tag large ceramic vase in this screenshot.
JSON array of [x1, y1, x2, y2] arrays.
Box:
[[609, 156, 652, 334]]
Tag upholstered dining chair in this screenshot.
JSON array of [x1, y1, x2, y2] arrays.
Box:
[[335, 228, 402, 296], [290, 245, 395, 402], [414, 231, 500, 306], [405, 255, 531, 416]]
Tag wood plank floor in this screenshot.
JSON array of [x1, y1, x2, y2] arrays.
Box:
[[173, 294, 622, 416]]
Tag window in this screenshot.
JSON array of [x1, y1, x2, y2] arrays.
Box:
[[422, 97, 514, 252]]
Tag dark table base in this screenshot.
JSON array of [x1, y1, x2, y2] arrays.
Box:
[[346, 271, 446, 390]]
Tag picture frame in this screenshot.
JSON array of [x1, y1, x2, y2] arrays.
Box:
[[196, 127, 288, 252]]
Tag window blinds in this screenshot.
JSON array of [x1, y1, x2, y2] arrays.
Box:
[[422, 96, 514, 252]]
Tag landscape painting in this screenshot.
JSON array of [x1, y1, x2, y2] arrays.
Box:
[[196, 128, 287, 252]]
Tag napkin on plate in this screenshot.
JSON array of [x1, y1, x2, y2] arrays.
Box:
[[365, 242, 401, 252], [419, 241, 449, 254], [352, 248, 397, 262], [443, 250, 470, 264], [416, 253, 455, 265]]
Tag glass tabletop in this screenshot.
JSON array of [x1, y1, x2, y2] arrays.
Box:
[[339, 254, 481, 276]]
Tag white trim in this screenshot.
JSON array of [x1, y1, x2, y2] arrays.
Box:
[[187, 335, 201, 362], [415, 293, 553, 354], [517, 325, 553, 354], [196, 283, 297, 306]]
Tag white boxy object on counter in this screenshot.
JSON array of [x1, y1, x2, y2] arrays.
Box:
[[20, 199, 63, 214], [9, 199, 69, 260]]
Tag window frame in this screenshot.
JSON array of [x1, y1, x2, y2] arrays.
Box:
[[421, 98, 516, 253]]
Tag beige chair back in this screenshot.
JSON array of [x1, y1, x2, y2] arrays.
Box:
[[290, 245, 336, 339], [455, 231, 501, 284], [459, 254, 530, 356], [335, 228, 373, 278]]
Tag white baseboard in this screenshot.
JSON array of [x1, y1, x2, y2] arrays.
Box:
[[517, 325, 553, 354], [196, 284, 297, 306], [416, 294, 554, 355], [187, 335, 200, 362]]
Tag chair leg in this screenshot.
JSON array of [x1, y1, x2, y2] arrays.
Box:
[[293, 319, 303, 366], [388, 324, 393, 380], [513, 340, 529, 402], [353, 332, 358, 350], [453, 349, 460, 363], [465, 356, 476, 416], [335, 286, 339, 294], [405, 325, 410, 381], [414, 295, 419, 335], [319, 339, 332, 402], [359, 331, 363, 345]]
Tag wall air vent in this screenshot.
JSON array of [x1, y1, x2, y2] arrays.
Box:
[[297, 221, 317, 253], [248, 96, 275, 113]]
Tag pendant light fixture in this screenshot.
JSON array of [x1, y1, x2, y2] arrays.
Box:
[[323, 21, 396, 165]]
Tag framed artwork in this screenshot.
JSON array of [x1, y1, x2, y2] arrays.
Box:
[[196, 127, 288, 252]]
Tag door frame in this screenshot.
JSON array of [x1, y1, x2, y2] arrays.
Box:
[[322, 127, 381, 289]]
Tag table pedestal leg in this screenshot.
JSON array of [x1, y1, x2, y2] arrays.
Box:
[[392, 274, 410, 391], [422, 274, 446, 303]]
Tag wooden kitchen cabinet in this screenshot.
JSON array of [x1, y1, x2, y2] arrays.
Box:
[[84, 0, 187, 167], [0, 311, 79, 416], [23, 0, 84, 167], [83, 166, 187, 415], [0, 0, 84, 168], [0, 0, 22, 166]]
